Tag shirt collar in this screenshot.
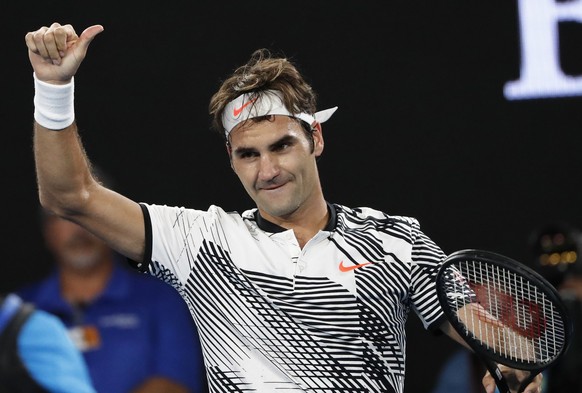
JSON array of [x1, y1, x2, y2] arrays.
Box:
[[254, 202, 337, 233]]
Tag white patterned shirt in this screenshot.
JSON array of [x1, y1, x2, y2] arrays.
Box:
[[134, 202, 447, 393]]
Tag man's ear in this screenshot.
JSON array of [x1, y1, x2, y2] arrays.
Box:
[[312, 122, 324, 157], [226, 143, 234, 169]]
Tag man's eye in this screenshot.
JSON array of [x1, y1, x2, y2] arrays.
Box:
[[274, 143, 290, 152], [239, 151, 258, 159]]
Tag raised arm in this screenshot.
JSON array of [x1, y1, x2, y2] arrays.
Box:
[[26, 23, 145, 262]]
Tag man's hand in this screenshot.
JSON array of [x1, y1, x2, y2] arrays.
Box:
[[25, 23, 103, 84], [482, 365, 543, 393]]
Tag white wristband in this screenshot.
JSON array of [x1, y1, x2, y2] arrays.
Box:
[[33, 73, 75, 130]]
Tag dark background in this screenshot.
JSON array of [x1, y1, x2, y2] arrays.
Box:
[[4, 1, 582, 392]]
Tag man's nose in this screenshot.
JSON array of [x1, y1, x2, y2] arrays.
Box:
[[258, 153, 280, 181]]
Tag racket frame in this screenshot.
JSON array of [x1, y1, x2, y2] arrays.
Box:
[[436, 249, 573, 392]]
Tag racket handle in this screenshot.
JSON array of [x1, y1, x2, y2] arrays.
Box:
[[490, 363, 536, 393], [484, 361, 512, 393]]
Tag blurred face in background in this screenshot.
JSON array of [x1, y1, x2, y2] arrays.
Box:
[[43, 214, 112, 272]]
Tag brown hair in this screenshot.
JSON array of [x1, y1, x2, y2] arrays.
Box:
[[209, 48, 318, 140]]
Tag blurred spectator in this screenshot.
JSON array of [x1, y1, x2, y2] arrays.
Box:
[[528, 221, 582, 289], [17, 210, 208, 393], [527, 221, 582, 393], [430, 349, 488, 393], [0, 292, 96, 393]]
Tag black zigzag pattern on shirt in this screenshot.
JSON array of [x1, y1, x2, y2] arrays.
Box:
[[332, 205, 445, 327], [173, 237, 395, 392]]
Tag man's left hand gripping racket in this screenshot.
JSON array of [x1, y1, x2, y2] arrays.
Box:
[[436, 249, 573, 393]]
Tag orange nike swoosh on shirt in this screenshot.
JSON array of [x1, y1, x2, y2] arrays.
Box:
[[338, 261, 372, 272], [233, 97, 258, 117]]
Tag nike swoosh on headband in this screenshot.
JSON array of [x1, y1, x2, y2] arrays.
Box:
[[233, 97, 258, 117]]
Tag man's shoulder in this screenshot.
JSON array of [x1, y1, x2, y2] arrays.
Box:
[[141, 202, 244, 221], [332, 203, 419, 227]]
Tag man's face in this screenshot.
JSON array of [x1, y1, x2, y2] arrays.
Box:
[[43, 215, 111, 271], [229, 115, 324, 221]]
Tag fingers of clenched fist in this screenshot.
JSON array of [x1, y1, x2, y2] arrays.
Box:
[[482, 366, 543, 393], [25, 23, 78, 65]]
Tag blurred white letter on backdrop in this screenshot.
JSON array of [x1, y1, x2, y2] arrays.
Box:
[[504, 0, 582, 100]]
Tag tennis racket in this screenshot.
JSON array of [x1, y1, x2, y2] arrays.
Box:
[[436, 249, 573, 393]]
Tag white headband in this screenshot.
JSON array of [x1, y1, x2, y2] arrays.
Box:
[[222, 90, 338, 138]]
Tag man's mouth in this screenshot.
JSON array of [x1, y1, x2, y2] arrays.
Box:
[[257, 180, 288, 191], [261, 184, 284, 191]]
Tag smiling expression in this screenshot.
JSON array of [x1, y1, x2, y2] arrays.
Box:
[[229, 115, 324, 222]]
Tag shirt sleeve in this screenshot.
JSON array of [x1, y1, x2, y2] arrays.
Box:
[[137, 203, 212, 277], [409, 219, 448, 331], [18, 310, 97, 393]]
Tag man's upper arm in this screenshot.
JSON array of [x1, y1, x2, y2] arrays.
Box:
[[71, 183, 146, 263]]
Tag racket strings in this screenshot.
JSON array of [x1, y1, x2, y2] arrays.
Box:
[[444, 260, 566, 365]]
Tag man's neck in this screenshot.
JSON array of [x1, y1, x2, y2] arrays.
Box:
[[259, 198, 329, 248]]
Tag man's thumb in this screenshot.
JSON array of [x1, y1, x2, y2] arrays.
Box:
[[78, 25, 104, 49]]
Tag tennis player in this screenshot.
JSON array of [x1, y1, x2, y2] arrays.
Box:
[[24, 22, 542, 393]]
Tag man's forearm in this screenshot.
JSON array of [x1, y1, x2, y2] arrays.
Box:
[[33, 120, 97, 216]]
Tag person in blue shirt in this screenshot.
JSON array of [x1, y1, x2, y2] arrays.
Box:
[[431, 349, 502, 393], [18, 210, 208, 393], [0, 292, 96, 393]]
